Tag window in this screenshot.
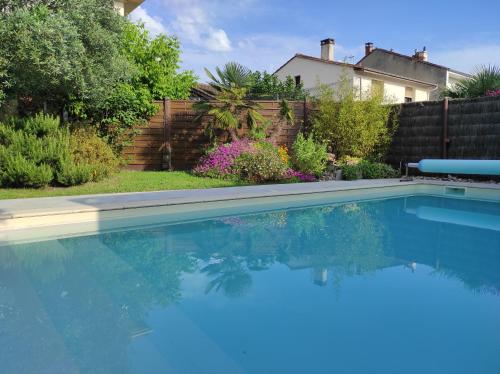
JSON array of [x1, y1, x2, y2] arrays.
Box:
[[371, 80, 384, 95], [295, 75, 301, 86], [405, 87, 414, 103]]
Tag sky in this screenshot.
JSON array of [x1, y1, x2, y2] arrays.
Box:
[[130, 0, 500, 81]]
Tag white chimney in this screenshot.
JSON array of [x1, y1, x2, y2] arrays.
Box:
[[320, 38, 335, 61]]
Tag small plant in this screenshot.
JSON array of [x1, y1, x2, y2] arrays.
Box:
[[358, 160, 398, 179], [339, 157, 398, 180], [291, 133, 328, 177], [233, 144, 288, 183], [57, 160, 94, 186]]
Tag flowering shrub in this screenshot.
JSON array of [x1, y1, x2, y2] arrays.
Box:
[[194, 138, 316, 183], [486, 89, 500, 97], [193, 139, 252, 178], [278, 145, 290, 164], [234, 146, 288, 183], [285, 169, 317, 182]]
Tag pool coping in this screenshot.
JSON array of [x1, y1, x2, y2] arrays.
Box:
[[1, 178, 499, 221]]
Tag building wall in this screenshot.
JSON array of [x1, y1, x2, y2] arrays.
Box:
[[276, 56, 433, 104], [352, 73, 431, 104], [275, 57, 353, 92], [114, 0, 125, 16], [359, 50, 449, 100]]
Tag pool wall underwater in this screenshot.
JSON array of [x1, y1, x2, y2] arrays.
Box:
[[1, 181, 499, 246]]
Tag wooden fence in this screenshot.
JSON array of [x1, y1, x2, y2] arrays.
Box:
[[126, 96, 500, 171], [126, 99, 305, 170]]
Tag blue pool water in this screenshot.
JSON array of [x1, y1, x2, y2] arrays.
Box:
[[1, 195, 500, 373]]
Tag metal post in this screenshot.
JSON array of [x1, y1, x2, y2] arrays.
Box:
[[162, 98, 172, 170]]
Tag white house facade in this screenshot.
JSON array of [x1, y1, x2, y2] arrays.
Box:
[[114, 0, 144, 16], [275, 39, 437, 104]]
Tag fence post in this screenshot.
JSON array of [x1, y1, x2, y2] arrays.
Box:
[[303, 98, 308, 133], [441, 97, 449, 159], [162, 98, 172, 170]]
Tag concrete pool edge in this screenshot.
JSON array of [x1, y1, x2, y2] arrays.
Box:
[[0, 179, 499, 244]]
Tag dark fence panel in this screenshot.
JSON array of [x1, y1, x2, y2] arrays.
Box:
[[387, 96, 500, 166]]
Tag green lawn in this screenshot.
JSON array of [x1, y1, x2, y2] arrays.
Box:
[[0, 171, 245, 200]]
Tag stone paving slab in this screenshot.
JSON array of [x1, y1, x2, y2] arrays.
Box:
[[0, 179, 498, 221]]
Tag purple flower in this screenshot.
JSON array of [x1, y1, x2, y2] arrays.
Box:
[[284, 169, 317, 182], [193, 139, 253, 177], [486, 89, 500, 97]]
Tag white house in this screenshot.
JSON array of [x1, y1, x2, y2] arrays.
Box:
[[114, 0, 144, 16], [275, 39, 442, 103]]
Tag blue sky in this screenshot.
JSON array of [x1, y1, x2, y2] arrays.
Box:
[[131, 0, 500, 81]]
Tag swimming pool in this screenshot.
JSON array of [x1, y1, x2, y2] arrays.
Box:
[[1, 193, 499, 373]]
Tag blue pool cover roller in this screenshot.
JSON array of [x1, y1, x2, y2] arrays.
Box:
[[408, 159, 500, 175]]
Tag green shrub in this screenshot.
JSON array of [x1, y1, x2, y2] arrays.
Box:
[[310, 75, 397, 160], [291, 133, 328, 177], [358, 160, 398, 179], [57, 160, 94, 186], [70, 127, 119, 181], [339, 158, 398, 180], [234, 143, 288, 183], [341, 164, 362, 180], [0, 114, 118, 188], [0, 152, 53, 187]]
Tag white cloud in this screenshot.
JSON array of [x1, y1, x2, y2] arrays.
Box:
[[205, 29, 232, 52], [160, 0, 232, 52], [128, 6, 167, 36], [432, 44, 500, 74]]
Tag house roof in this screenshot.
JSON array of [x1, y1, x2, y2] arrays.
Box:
[[123, 0, 145, 15], [190, 83, 217, 100], [274, 53, 437, 88], [357, 48, 470, 77]]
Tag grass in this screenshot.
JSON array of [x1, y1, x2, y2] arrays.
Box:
[[0, 171, 246, 200]]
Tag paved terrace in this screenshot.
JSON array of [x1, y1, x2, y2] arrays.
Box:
[[1, 179, 499, 221]]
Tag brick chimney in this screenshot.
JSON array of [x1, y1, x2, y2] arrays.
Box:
[[321, 38, 335, 61], [413, 47, 428, 62], [365, 42, 374, 56]]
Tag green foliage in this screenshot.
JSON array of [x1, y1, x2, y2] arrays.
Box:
[[311, 76, 396, 160], [341, 164, 362, 180], [0, 3, 197, 151], [0, 152, 53, 187], [291, 133, 328, 176], [339, 158, 398, 180], [121, 22, 197, 100], [0, 114, 118, 188], [358, 160, 398, 179], [205, 62, 252, 90], [0, 0, 131, 114], [194, 85, 267, 141], [248, 71, 307, 100], [69, 127, 119, 181], [234, 142, 289, 183], [57, 160, 93, 186], [442, 65, 500, 98]]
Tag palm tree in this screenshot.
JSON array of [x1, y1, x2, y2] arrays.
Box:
[[443, 65, 500, 98], [194, 62, 266, 141], [205, 62, 252, 90]]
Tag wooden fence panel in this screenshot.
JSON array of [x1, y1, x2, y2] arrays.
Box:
[[128, 99, 305, 170]]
